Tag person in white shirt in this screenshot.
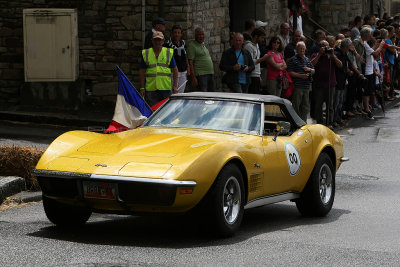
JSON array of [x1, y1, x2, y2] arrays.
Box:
[[360, 27, 385, 119], [289, 6, 303, 36], [243, 28, 269, 94]]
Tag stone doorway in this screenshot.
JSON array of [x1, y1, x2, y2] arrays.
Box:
[[229, 0, 266, 32]]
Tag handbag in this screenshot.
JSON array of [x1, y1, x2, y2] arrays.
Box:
[[281, 70, 294, 98]]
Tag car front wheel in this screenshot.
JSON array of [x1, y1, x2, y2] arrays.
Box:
[[43, 196, 92, 226], [295, 153, 335, 217], [207, 164, 245, 237]]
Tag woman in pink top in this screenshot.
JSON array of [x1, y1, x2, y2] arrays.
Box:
[[265, 36, 287, 96]]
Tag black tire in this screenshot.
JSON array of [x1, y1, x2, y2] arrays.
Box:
[[43, 196, 92, 226], [205, 163, 245, 237], [295, 153, 335, 217]]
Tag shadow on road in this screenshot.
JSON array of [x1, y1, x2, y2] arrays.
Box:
[[28, 203, 350, 248]]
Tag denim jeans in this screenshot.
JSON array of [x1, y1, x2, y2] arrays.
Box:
[[334, 89, 345, 122], [196, 74, 215, 92]]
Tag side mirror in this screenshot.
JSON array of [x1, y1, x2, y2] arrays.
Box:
[[273, 121, 291, 141]]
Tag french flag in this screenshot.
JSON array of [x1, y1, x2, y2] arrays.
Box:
[[105, 66, 153, 133]]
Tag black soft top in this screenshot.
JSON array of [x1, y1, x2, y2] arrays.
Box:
[[170, 92, 306, 128]]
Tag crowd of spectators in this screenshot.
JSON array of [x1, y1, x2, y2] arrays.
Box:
[[140, 12, 400, 128]]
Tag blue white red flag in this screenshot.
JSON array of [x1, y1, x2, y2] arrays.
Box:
[[105, 66, 152, 133]]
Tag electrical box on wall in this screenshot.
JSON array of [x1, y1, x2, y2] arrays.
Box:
[[23, 9, 79, 82]]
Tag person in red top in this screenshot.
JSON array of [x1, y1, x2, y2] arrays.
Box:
[[265, 36, 287, 96]]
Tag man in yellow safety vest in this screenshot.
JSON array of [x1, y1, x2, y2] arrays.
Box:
[[139, 31, 178, 106]]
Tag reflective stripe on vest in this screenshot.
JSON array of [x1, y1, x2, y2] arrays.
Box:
[[142, 47, 173, 91]]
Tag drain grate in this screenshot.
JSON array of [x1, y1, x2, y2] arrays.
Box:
[[336, 174, 379, 181]]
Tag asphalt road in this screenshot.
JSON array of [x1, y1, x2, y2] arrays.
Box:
[[1, 105, 400, 266]]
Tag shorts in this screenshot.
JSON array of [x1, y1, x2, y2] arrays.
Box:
[[363, 74, 375, 96]]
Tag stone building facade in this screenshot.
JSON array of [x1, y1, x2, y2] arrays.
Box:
[[0, 0, 391, 111], [306, 0, 389, 35]]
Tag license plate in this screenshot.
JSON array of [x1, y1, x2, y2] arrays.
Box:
[[83, 181, 116, 200]]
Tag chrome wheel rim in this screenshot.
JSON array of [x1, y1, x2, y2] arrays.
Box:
[[223, 176, 241, 224], [319, 163, 333, 205]]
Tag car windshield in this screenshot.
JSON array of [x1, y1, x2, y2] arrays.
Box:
[[144, 99, 261, 135]]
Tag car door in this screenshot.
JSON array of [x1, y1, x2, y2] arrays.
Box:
[[260, 103, 295, 195], [273, 127, 313, 192], [260, 103, 314, 195]]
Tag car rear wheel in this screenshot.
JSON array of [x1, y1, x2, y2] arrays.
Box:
[[43, 196, 92, 226], [207, 164, 244, 237], [295, 153, 335, 217]]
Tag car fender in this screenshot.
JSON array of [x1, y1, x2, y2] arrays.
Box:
[[306, 125, 344, 173], [175, 139, 259, 208], [36, 130, 102, 170]]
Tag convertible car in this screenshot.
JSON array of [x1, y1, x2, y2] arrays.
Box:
[[34, 92, 348, 237]]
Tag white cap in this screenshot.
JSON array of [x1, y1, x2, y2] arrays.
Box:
[[256, 20, 268, 28]]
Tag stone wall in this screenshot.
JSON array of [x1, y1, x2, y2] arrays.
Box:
[[184, 0, 229, 89], [0, 0, 378, 110], [0, 0, 150, 110], [262, 0, 290, 38], [307, 0, 372, 35]]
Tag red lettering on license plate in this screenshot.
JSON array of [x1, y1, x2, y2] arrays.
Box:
[[83, 181, 116, 200]]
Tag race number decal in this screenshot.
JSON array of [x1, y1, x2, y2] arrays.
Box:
[[285, 142, 301, 176]]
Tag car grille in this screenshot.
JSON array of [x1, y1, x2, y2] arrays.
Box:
[[249, 173, 263, 193], [38, 177, 79, 198], [118, 182, 176, 206]]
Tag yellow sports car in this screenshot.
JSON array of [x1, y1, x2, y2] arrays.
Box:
[[34, 92, 348, 237]]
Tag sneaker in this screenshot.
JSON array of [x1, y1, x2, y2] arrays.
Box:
[[373, 103, 382, 109], [367, 112, 374, 120]]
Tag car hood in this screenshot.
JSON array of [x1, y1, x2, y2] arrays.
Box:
[[42, 127, 246, 178], [78, 127, 242, 157]]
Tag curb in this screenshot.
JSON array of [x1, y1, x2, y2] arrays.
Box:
[[14, 191, 42, 203], [0, 176, 25, 204]]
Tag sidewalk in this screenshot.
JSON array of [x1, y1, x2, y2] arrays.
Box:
[[306, 93, 400, 129], [0, 106, 112, 128]]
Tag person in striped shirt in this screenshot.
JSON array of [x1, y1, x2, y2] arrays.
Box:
[[287, 41, 315, 121]]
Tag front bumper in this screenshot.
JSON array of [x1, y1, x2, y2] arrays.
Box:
[[33, 169, 197, 212]]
